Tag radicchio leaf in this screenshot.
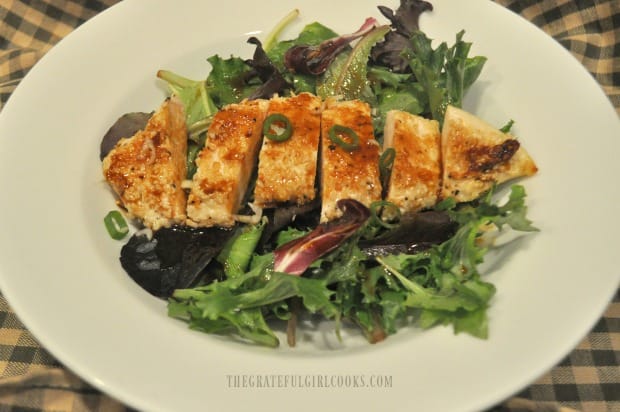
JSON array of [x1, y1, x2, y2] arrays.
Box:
[[257, 199, 320, 252], [245, 37, 292, 100], [273, 199, 370, 275], [284, 17, 379, 76], [370, 0, 434, 73]]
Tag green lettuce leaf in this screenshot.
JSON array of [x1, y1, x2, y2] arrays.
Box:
[[316, 25, 390, 102], [169, 256, 338, 346], [206, 55, 257, 106], [267, 22, 339, 94], [405, 29, 487, 124], [156, 70, 218, 128]]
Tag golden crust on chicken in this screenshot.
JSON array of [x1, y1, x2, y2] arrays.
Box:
[[254, 93, 322, 207], [319, 97, 382, 222], [383, 110, 441, 214], [186, 99, 268, 227], [102, 97, 188, 231], [441, 105, 538, 202]]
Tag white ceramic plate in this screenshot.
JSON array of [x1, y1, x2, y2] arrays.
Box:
[[0, 1, 618, 411]]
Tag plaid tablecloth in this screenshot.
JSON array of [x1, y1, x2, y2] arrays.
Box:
[[0, 1, 618, 411]]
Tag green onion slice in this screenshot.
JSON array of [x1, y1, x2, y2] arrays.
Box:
[[104, 210, 129, 240], [379, 147, 396, 178], [379, 148, 396, 174], [499, 119, 515, 133], [263, 113, 293, 142], [328, 124, 360, 151], [369, 200, 401, 230]]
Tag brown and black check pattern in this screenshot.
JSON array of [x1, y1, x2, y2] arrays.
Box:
[[0, 0, 120, 109], [0, 1, 618, 411], [495, 0, 619, 113]]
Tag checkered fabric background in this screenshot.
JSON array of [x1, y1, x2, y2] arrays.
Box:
[[0, 0, 618, 411], [496, 0, 619, 113]]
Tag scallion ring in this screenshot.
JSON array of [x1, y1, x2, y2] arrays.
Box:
[[379, 147, 396, 178], [369, 200, 401, 230], [263, 113, 293, 142], [328, 124, 360, 151], [104, 210, 129, 240], [380, 148, 395, 170]]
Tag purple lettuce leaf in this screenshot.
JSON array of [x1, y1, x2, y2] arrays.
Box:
[[273, 199, 370, 275], [359, 210, 457, 257], [100, 112, 151, 160], [245, 37, 292, 100], [370, 0, 434, 73], [284, 17, 379, 76]]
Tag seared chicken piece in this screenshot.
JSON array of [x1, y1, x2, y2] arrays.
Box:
[[441, 105, 538, 202], [254, 93, 322, 208], [383, 110, 441, 214], [320, 98, 382, 222], [186, 99, 268, 227], [102, 97, 187, 231]]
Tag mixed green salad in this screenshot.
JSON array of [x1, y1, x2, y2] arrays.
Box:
[[106, 0, 537, 348]]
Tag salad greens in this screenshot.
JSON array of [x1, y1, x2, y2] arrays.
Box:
[[157, 0, 486, 138], [169, 185, 537, 346], [405, 30, 487, 125], [143, 0, 537, 347]]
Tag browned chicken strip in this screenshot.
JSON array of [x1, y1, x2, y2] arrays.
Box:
[[254, 93, 322, 208], [441, 105, 538, 202], [102, 97, 187, 231], [320, 97, 382, 222], [186, 99, 268, 227], [383, 110, 441, 215]]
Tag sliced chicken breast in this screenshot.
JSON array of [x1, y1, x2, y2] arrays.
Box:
[[254, 93, 322, 208], [186, 99, 268, 227], [320, 98, 382, 222], [102, 97, 187, 231], [441, 105, 538, 202], [383, 110, 441, 215]]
